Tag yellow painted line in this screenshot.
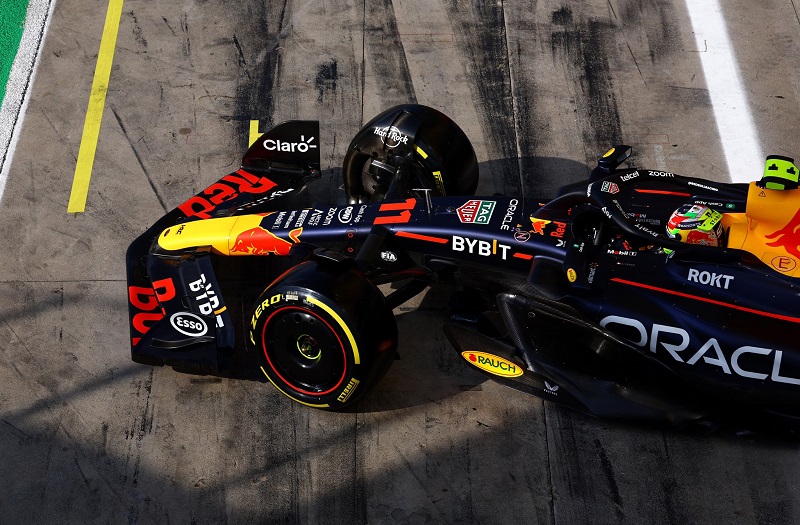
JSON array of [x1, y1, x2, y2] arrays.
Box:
[[249, 120, 263, 147], [67, 0, 125, 213]]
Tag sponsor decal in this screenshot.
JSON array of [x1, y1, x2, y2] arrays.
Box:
[[771, 255, 797, 273], [601, 181, 620, 194], [461, 351, 523, 378], [634, 223, 659, 237], [307, 208, 325, 226], [766, 208, 800, 259], [189, 274, 226, 328], [607, 249, 638, 256], [170, 312, 208, 337], [231, 226, 302, 256], [452, 235, 511, 260], [338, 206, 354, 223], [566, 268, 577, 282], [500, 199, 519, 230], [620, 171, 639, 182], [648, 170, 675, 178], [687, 269, 734, 289], [179, 169, 278, 220], [337, 378, 360, 403], [693, 200, 724, 207], [600, 315, 800, 386], [251, 293, 284, 329], [587, 262, 598, 283], [549, 221, 567, 238], [129, 278, 177, 346], [530, 217, 551, 235], [353, 205, 367, 223], [263, 134, 317, 153], [294, 209, 309, 228], [176, 224, 185, 235], [514, 230, 530, 243], [457, 199, 496, 224], [380, 251, 398, 262], [323, 207, 337, 226], [373, 126, 409, 148], [544, 381, 559, 394], [432, 171, 446, 195], [687, 180, 718, 192]]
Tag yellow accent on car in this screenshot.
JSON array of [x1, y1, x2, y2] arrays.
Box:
[[415, 146, 428, 159], [307, 296, 360, 365], [157, 215, 269, 255], [461, 351, 523, 378]]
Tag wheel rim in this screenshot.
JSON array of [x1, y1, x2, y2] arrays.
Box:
[[262, 306, 348, 396]]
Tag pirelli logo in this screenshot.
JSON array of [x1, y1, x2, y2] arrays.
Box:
[[337, 378, 360, 403]]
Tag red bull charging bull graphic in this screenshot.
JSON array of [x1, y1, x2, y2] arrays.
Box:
[[230, 226, 303, 255]]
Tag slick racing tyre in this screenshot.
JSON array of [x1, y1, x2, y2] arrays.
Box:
[[343, 104, 479, 203], [249, 260, 397, 409]]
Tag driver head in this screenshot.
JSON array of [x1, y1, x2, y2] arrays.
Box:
[[666, 204, 725, 247]]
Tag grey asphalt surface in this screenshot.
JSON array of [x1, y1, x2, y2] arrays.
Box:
[[3, 0, 800, 523]]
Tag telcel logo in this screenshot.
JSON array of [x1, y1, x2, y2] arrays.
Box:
[[170, 312, 208, 337], [461, 351, 523, 377], [263, 135, 317, 153]]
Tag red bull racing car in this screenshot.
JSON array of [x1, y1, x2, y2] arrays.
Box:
[[127, 104, 800, 432]]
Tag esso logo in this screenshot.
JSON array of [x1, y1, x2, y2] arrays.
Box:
[[170, 312, 208, 337]]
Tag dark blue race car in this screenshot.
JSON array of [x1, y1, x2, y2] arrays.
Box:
[[126, 104, 800, 433]]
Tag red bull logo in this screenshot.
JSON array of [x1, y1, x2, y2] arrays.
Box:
[[765, 208, 800, 259], [231, 226, 302, 255], [530, 217, 551, 235]]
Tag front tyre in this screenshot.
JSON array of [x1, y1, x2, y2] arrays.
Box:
[[249, 260, 397, 409]]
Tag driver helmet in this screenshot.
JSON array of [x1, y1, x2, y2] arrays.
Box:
[[666, 204, 725, 247]]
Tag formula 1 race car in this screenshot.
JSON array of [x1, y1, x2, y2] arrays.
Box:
[[126, 104, 800, 433]]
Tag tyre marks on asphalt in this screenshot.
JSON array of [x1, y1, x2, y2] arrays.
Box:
[[362, 0, 418, 114], [549, 7, 623, 161], [442, 0, 522, 196]]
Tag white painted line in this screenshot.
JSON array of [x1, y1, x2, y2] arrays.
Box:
[[685, 0, 763, 183], [0, 0, 56, 203]]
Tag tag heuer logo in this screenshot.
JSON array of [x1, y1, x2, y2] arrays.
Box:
[[457, 200, 496, 224], [601, 181, 620, 194]]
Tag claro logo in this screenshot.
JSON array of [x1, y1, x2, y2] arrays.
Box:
[[600, 315, 800, 386], [170, 312, 208, 337], [263, 135, 317, 153]]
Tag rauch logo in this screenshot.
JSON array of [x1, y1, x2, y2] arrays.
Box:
[[461, 351, 523, 377]]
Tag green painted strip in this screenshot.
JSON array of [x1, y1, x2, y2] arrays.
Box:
[[0, 0, 29, 106]]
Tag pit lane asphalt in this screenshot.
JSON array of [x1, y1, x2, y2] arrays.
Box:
[[2, 0, 800, 523]]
